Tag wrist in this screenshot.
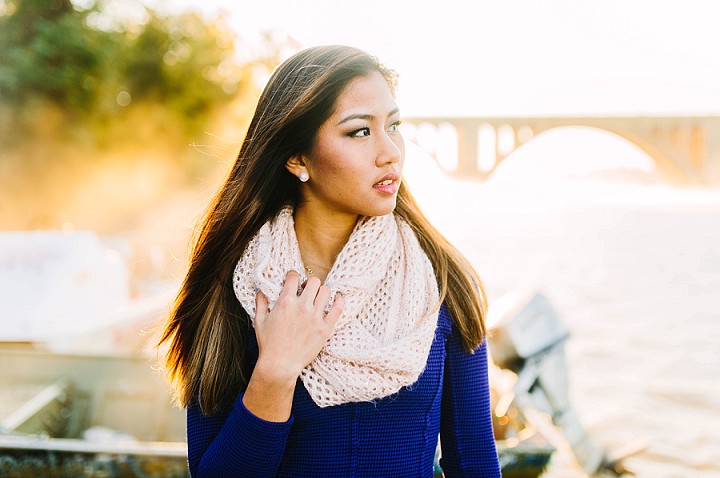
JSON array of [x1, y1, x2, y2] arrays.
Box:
[[243, 358, 298, 422], [252, 357, 300, 390]]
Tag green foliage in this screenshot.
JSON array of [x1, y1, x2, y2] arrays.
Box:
[[0, 0, 106, 113], [0, 0, 264, 144], [120, 11, 245, 134]]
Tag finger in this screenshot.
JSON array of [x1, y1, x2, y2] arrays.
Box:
[[255, 290, 269, 323], [324, 293, 345, 329], [314, 284, 331, 311], [300, 276, 321, 300], [280, 270, 300, 297]]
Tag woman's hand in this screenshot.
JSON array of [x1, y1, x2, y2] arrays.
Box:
[[242, 270, 344, 421], [254, 269, 344, 381]]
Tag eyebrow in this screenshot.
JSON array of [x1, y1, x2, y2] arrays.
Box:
[[336, 107, 400, 126]]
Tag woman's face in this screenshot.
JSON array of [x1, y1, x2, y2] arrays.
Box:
[[293, 70, 404, 218]]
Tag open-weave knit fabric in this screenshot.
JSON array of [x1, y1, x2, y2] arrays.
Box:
[[232, 206, 440, 407]]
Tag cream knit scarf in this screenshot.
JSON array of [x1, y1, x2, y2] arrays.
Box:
[[232, 206, 440, 408]]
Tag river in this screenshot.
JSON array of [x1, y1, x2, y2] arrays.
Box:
[[405, 144, 720, 478]]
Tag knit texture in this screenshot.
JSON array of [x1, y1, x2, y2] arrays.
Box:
[[187, 305, 502, 478], [233, 207, 440, 407]]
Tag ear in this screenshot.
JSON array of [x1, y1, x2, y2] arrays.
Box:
[[285, 153, 307, 178]]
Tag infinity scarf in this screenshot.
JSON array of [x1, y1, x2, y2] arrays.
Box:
[[232, 207, 440, 407]]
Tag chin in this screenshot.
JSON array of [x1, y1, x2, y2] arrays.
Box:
[[358, 199, 397, 217]]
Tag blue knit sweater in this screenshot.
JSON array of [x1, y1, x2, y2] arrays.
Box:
[[187, 304, 501, 477]]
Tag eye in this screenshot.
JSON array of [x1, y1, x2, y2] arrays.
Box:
[[388, 121, 402, 133], [349, 127, 371, 138]]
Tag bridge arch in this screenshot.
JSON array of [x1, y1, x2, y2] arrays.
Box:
[[401, 116, 720, 186], [489, 125, 656, 181], [528, 123, 698, 183]]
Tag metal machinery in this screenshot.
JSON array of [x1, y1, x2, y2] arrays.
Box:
[[487, 291, 633, 476]]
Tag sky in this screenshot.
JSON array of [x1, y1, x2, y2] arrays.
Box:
[[145, 0, 720, 117], [129, 0, 720, 192]]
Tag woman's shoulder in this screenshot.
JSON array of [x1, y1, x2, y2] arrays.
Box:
[[437, 302, 454, 335], [437, 302, 485, 352]]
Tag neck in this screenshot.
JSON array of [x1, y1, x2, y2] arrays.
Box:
[[293, 203, 359, 281]]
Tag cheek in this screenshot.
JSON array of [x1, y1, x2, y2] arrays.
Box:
[[313, 157, 347, 183], [324, 158, 347, 175], [308, 137, 367, 188], [312, 144, 356, 178], [308, 138, 344, 175], [308, 163, 356, 202], [327, 164, 363, 193]]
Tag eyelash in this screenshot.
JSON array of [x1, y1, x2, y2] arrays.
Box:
[[349, 121, 402, 138]]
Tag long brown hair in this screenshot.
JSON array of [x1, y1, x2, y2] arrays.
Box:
[[159, 45, 487, 416]]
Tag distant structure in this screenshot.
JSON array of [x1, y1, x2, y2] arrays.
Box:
[[401, 116, 720, 186]]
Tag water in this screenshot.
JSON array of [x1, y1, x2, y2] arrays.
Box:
[[405, 146, 720, 477]]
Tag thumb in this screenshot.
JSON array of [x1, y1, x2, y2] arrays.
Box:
[[255, 289, 269, 323]]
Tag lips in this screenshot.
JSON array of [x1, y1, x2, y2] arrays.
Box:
[[373, 172, 400, 194], [374, 172, 399, 186]]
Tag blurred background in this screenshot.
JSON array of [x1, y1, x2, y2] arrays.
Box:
[[1, 1, 719, 477]]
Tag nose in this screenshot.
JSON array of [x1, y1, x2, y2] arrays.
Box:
[[376, 130, 404, 166]]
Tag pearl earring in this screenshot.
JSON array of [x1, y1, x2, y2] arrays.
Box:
[[299, 172, 309, 182]]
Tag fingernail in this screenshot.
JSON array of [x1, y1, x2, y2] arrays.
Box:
[[254, 286, 259, 293]]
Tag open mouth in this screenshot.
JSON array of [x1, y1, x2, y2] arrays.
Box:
[[373, 176, 399, 194]]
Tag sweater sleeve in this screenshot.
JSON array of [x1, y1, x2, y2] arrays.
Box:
[[187, 392, 294, 478], [439, 327, 502, 478]]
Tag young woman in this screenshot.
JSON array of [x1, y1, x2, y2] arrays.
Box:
[[159, 45, 501, 477]]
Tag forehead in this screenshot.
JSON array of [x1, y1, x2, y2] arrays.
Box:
[[329, 71, 397, 117]]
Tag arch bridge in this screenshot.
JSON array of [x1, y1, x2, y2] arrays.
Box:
[[401, 115, 720, 186]]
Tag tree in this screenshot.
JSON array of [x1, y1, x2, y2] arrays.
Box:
[[119, 10, 247, 135], [0, 0, 270, 143], [0, 0, 108, 115]]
